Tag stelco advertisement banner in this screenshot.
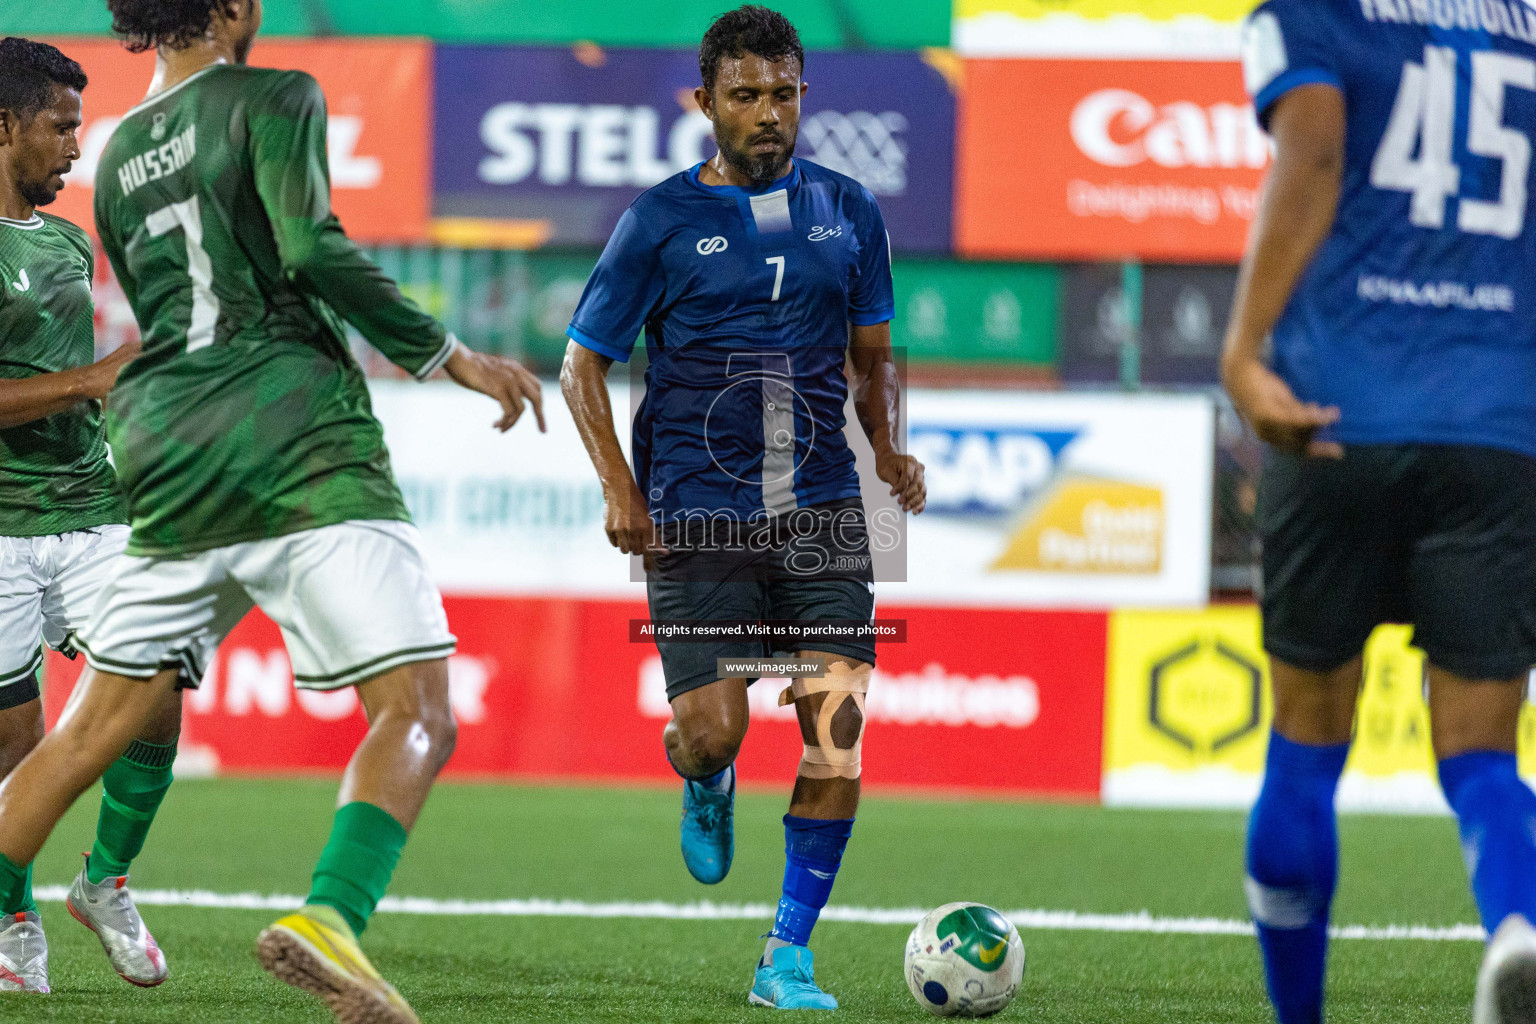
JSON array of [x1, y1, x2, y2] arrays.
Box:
[[431, 45, 958, 251], [956, 58, 1266, 262], [42, 38, 432, 242]]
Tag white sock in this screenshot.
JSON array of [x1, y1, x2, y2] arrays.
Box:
[[761, 935, 791, 966], [698, 762, 734, 794]]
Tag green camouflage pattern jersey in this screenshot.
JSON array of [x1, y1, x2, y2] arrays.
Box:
[[0, 213, 126, 536], [94, 64, 455, 556]]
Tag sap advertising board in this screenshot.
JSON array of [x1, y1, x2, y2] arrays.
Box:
[[433, 46, 956, 250]]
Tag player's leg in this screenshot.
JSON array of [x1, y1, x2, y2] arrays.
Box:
[[664, 676, 749, 885], [0, 545, 53, 992], [236, 521, 454, 1024], [36, 525, 180, 986], [1246, 447, 1400, 1024]]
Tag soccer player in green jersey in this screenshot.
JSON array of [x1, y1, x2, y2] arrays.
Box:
[[0, 6, 545, 1022], [0, 37, 202, 994]]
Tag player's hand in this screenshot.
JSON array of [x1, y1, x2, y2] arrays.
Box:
[[81, 340, 143, 400], [444, 345, 547, 433], [1223, 354, 1343, 459], [876, 451, 927, 514], [603, 477, 667, 556]]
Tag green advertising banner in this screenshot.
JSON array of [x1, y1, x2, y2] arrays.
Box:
[[15, 1, 948, 48], [893, 261, 1059, 365], [359, 249, 1059, 373]]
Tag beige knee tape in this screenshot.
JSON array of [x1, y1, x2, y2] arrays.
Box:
[[778, 662, 871, 780]]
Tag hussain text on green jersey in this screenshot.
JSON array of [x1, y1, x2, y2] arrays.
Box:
[[0, 212, 126, 537], [93, 64, 454, 556]]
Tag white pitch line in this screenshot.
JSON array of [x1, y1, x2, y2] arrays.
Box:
[[30, 886, 1486, 942]]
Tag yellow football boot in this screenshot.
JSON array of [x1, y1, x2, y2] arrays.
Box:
[[255, 904, 420, 1024]]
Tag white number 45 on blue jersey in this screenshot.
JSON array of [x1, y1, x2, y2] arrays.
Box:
[[1372, 45, 1535, 240]]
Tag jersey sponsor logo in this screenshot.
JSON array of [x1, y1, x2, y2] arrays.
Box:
[[808, 224, 845, 242], [116, 124, 197, 198], [1357, 274, 1517, 312], [1069, 87, 1268, 170], [695, 235, 729, 256], [10, 270, 28, 293]]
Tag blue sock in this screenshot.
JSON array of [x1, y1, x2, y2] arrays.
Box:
[[765, 815, 854, 961], [1438, 750, 1536, 934], [1245, 732, 1349, 1024]]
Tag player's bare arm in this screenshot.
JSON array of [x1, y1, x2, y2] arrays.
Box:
[[0, 340, 139, 429], [848, 321, 924, 514], [560, 341, 664, 556], [1221, 83, 1346, 459]]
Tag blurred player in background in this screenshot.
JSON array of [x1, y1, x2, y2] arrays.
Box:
[[1228, 3, 1536, 1022], [0, 36, 190, 994], [0, 3, 544, 1022], [563, 5, 923, 1011]]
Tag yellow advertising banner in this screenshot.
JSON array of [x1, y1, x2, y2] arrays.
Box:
[[954, 0, 1249, 58], [1104, 606, 1536, 812], [956, 0, 1251, 18]]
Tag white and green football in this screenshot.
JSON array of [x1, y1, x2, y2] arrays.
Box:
[[904, 902, 1025, 1018]]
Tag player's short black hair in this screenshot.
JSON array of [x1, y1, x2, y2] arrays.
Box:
[[0, 38, 87, 124], [699, 5, 804, 94], [106, 0, 238, 54]]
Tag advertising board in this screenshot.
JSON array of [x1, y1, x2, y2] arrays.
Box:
[[956, 59, 1265, 262], [432, 45, 956, 251], [44, 604, 1108, 796], [41, 39, 432, 242], [953, 0, 1248, 59], [1060, 263, 1236, 385], [1103, 607, 1536, 812]]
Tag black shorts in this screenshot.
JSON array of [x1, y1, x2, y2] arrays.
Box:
[[1259, 444, 1536, 679], [646, 499, 877, 701]]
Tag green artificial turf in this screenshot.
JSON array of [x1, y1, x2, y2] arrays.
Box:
[[4, 778, 1485, 1022]]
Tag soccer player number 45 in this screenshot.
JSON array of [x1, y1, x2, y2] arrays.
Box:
[[1371, 46, 1535, 239]]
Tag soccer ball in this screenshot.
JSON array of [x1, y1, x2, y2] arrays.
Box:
[[904, 902, 1025, 1018]]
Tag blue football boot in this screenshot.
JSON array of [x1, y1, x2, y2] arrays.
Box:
[[679, 764, 734, 884], [749, 945, 838, 1009]]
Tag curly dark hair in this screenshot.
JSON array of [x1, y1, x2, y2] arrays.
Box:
[[699, 5, 804, 93], [106, 0, 238, 53], [0, 38, 87, 123]]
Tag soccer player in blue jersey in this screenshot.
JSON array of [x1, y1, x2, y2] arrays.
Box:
[[1229, 3, 1536, 1022], [562, 5, 924, 1010]]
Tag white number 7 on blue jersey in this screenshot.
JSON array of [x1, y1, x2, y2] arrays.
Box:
[[765, 256, 786, 302]]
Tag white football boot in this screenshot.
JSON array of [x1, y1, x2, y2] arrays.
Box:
[[1476, 914, 1536, 1024], [0, 911, 48, 993], [66, 864, 168, 987]]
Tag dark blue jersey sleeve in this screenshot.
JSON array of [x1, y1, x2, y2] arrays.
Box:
[[847, 188, 895, 327], [1243, 0, 1345, 131], [567, 207, 665, 363]]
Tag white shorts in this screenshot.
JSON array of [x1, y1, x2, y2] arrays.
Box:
[[0, 525, 130, 707], [76, 520, 456, 691]]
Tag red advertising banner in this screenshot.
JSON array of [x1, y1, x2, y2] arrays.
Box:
[[44, 599, 1108, 797], [956, 58, 1266, 261], [40, 38, 431, 242]]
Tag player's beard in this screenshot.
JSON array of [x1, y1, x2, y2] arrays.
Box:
[[18, 179, 58, 209], [721, 128, 796, 190]]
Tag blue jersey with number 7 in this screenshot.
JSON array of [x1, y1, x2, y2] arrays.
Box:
[[1244, 0, 1536, 456], [567, 159, 894, 520]]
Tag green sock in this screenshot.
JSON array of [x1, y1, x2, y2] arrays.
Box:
[[0, 852, 30, 916], [87, 739, 176, 884], [307, 801, 408, 937]]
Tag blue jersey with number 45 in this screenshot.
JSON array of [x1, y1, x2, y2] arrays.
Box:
[[567, 159, 894, 520], [1243, 0, 1536, 456]]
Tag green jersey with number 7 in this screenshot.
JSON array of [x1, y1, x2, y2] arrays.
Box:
[[93, 64, 456, 557]]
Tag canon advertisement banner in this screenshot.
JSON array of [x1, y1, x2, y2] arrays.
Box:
[[957, 58, 1266, 261], [432, 45, 956, 251], [43, 604, 1108, 796], [368, 382, 1212, 608]]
